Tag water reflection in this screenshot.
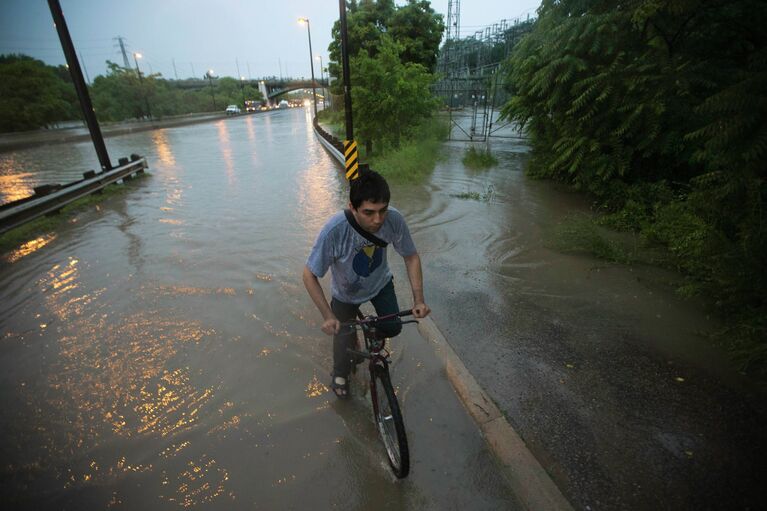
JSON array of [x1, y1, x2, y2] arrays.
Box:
[[159, 454, 232, 508], [4, 233, 57, 263], [152, 130, 176, 167], [297, 161, 338, 236], [245, 116, 256, 143], [216, 120, 235, 185], [0, 170, 34, 204]]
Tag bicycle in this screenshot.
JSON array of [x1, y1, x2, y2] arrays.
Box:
[[341, 309, 419, 479]]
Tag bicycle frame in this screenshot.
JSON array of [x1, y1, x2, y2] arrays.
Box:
[[344, 309, 417, 373]]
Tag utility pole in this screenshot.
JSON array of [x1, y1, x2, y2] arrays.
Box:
[[172, 58, 178, 80], [205, 70, 217, 110], [339, 0, 358, 180], [115, 36, 130, 68], [49, 0, 112, 171]]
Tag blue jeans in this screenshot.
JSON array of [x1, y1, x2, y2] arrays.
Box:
[[331, 278, 402, 378]]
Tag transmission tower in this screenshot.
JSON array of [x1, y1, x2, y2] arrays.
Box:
[[114, 36, 130, 68], [446, 0, 461, 42]]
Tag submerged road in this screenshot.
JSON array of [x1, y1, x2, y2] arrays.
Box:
[[0, 108, 520, 509], [2, 105, 764, 510]]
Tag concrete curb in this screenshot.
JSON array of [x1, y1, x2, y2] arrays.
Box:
[[313, 121, 573, 510], [417, 317, 574, 511]]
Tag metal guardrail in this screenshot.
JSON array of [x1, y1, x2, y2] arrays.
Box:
[[312, 117, 345, 166], [0, 155, 148, 235]]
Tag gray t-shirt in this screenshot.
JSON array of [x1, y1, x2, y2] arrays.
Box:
[[306, 206, 417, 304]]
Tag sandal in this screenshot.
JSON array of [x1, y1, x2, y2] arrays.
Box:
[[330, 374, 349, 400]]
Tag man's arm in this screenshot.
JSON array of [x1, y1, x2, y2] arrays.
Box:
[[302, 265, 340, 335], [403, 253, 431, 318]]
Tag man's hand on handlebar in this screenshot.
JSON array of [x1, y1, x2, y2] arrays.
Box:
[[412, 303, 431, 319], [322, 317, 340, 336]]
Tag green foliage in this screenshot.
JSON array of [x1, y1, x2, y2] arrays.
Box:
[[0, 56, 266, 128], [451, 185, 496, 202], [328, 0, 445, 94], [367, 116, 448, 182], [462, 145, 498, 169], [389, 1, 446, 71], [316, 109, 346, 138], [89, 62, 264, 122], [0, 54, 79, 132], [503, 0, 767, 375], [351, 35, 440, 153]]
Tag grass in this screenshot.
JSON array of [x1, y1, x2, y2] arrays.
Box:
[[367, 116, 450, 183], [462, 145, 498, 169], [545, 213, 672, 267], [0, 172, 149, 253], [314, 111, 450, 183], [316, 109, 346, 139], [450, 185, 496, 202]]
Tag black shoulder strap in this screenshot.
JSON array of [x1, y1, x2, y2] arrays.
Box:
[[344, 209, 388, 248]]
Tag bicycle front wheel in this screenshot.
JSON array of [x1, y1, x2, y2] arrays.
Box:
[[371, 365, 409, 478]]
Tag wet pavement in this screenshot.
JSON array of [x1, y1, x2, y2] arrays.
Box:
[[406, 137, 766, 510], [0, 108, 519, 509]]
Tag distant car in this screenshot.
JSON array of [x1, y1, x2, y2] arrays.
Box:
[[278, 100, 289, 109], [225, 105, 241, 115]]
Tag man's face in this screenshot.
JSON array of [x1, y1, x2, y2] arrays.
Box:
[[350, 200, 389, 233]]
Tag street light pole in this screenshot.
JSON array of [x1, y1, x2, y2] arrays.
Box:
[[316, 55, 325, 109], [206, 70, 217, 110], [240, 76, 246, 109], [133, 52, 152, 119], [298, 17, 318, 117]]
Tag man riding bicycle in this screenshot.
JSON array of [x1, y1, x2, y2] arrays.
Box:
[[302, 169, 431, 399]]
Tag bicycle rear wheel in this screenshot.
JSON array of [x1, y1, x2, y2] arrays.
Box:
[[371, 365, 409, 478]]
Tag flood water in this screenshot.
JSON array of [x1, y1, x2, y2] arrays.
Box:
[[1, 108, 763, 510], [0, 109, 518, 510]]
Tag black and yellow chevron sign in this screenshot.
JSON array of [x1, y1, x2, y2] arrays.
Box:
[[344, 140, 359, 180]]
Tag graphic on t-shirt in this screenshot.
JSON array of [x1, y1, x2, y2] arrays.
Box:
[[352, 245, 382, 277]]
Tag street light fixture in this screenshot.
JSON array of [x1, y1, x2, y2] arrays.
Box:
[[205, 69, 217, 110], [132, 52, 152, 119], [298, 17, 318, 117]]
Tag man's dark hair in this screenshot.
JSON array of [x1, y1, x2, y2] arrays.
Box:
[[349, 168, 390, 209]]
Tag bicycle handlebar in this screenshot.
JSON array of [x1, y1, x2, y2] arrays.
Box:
[[341, 309, 415, 328]]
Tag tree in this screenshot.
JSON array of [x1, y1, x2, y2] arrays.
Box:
[[0, 54, 78, 132], [351, 35, 439, 153], [328, 0, 444, 95], [91, 61, 153, 121], [501, 0, 767, 374], [389, 0, 445, 71]]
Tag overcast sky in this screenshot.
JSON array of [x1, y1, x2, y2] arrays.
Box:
[[0, 0, 540, 81]]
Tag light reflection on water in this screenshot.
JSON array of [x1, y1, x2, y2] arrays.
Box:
[[4, 234, 57, 263], [152, 130, 176, 168]]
